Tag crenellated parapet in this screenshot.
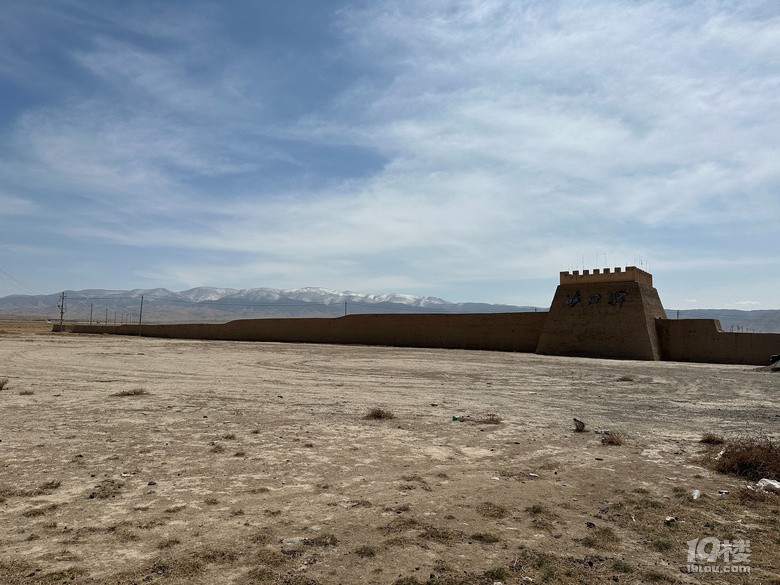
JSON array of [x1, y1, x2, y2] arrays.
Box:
[[560, 266, 652, 287]]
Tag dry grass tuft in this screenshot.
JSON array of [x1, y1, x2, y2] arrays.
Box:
[[381, 517, 421, 534], [303, 533, 338, 547], [601, 431, 625, 446], [111, 388, 148, 397], [255, 549, 288, 566], [700, 432, 725, 445], [22, 504, 57, 518], [475, 413, 502, 425], [194, 548, 238, 564], [145, 555, 204, 577], [18, 389, 34, 395], [470, 532, 500, 543], [476, 501, 508, 519], [617, 375, 634, 382], [38, 480, 61, 493], [582, 526, 620, 549], [365, 407, 394, 420], [708, 433, 780, 481], [418, 526, 457, 544], [354, 545, 376, 558], [736, 487, 775, 504], [88, 479, 123, 500]]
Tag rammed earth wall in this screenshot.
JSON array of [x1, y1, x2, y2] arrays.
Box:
[[54, 267, 780, 365]]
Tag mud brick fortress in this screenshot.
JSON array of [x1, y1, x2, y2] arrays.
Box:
[[58, 267, 779, 365]]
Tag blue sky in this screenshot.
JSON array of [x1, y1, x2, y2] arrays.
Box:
[[1, 0, 778, 308]]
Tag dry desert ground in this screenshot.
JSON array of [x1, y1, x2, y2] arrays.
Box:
[[0, 321, 778, 585]]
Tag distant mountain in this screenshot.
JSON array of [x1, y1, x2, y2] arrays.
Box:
[[671, 309, 780, 334], [2, 287, 778, 332], [0, 286, 542, 324]]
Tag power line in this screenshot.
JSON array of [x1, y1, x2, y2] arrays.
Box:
[[0, 268, 48, 295]]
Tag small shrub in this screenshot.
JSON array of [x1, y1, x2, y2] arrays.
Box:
[[381, 517, 421, 534], [157, 538, 181, 549], [736, 487, 774, 504], [111, 388, 148, 397], [18, 390, 34, 396], [476, 414, 502, 424], [194, 548, 237, 564], [484, 567, 510, 580], [250, 429, 260, 434], [617, 376, 634, 382], [222, 433, 236, 440], [582, 526, 620, 549], [22, 504, 57, 517], [233, 451, 246, 457], [256, 550, 289, 567], [700, 432, 725, 445], [651, 539, 674, 552], [304, 533, 338, 547], [354, 545, 376, 558], [477, 501, 508, 519], [0, 378, 8, 390], [602, 431, 625, 446], [246, 567, 276, 581], [164, 505, 186, 514], [39, 480, 61, 492], [88, 479, 123, 500], [250, 529, 272, 544], [204, 497, 219, 505], [418, 526, 456, 544], [365, 407, 394, 420], [613, 560, 633, 573], [210, 444, 225, 454], [709, 433, 780, 480], [470, 532, 499, 543]]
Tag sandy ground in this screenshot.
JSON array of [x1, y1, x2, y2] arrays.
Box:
[[0, 322, 778, 584]]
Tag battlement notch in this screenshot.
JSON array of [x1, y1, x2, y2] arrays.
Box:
[[559, 266, 653, 287]]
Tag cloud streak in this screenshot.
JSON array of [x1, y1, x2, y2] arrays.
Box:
[[0, 0, 778, 307]]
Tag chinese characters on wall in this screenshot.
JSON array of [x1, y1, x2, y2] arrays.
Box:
[[564, 290, 627, 308]]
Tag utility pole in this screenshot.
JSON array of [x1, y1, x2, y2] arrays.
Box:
[[344, 301, 347, 317], [89, 303, 93, 325], [138, 295, 144, 336], [105, 308, 108, 324], [58, 292, 66, 331]]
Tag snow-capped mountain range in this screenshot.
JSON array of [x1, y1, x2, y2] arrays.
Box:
[[3, 287, 778, 332], [0, 286, 540, 323]]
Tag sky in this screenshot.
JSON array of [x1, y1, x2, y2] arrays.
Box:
[[1, 0, 778, 309]]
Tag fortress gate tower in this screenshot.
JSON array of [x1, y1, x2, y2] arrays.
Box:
[[535, 266, 668, 360]]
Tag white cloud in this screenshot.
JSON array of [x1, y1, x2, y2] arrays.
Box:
[[2, 1, 780, 305], [735, 300, 760, 307], [0, 193, 36, 215]]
